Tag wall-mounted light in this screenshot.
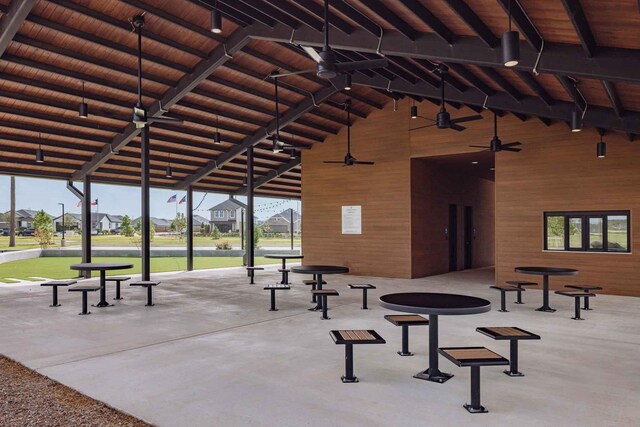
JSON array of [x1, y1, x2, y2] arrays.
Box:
[[79, 81, 88, 118], [210, 2, 222, 34], [502, 0, 520, 67]]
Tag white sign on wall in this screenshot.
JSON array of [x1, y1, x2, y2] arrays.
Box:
[[342, 205, 362, 234]]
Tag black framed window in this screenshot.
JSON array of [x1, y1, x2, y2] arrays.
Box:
[[544, 211, 630, 253]]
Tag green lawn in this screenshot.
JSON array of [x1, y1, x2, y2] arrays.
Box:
[[0, 235, 300, 251], [0, 256, 281, 282]]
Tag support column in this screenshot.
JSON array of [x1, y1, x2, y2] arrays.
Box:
[[246, 146, 254, 269], [186, 185, 194, 271], [290, 207, 294, 250], [141, 125, 150, 281], [82, 174, 92, 278]]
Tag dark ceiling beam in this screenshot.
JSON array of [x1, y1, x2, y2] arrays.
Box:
[[442, 0, 498, 47], [216, 1, 276, 27], [536, 116, 553, 127], [252, 22, 640, 84], [495, 0, 543, 51], [71, 23, 258, 180], [293, 0, 353, 34], [236, 157, 301, 195], [388, 56, 440, 88], [555, 75, 587, 111], [339, 50, 398, 81], [397, 0, 455, 44], [192, 0, 253, 26], [628, 133, 636, 142], [329, 0, 380, 36], [385, 58, 420, 85], [560, 0, 597, 57], [0, 0, 35, 57], [236, 0, 300, 29], [352, 74, 640, 134], [445, 63, 495, 96], [363, 0, 417, 40], [512, 112, 528, 122], [412, 59, 468, 92], [177, 79, 345, 188], [477, 67, 523, 101], [601, 80, 624, 118], [514, 70, 554, 106]]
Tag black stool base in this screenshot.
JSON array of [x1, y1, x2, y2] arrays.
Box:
[[78, 312, 91, 315], [414, 369, 453, 383], [583, 307, 593, 311], [498, 309, 509, 313], [514, 301, 524, 305], [464, 404, 488, 414], [504, 370, 524, 377], [49, 304, 61, 308], [571, 316, 584, 320], [114, 297, 124, 300], [145, 303, 155, 307], [398, 351, 413, 357], [341, 376, 358, 383], [93, 302, 114, 308], [535, 307, 556, 313], [269, 308, 279, 312]]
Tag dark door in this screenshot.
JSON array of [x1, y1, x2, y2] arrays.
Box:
[[464, 206, 473, 269], [448, 204, 458, 272]]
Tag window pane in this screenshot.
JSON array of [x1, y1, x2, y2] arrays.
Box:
[[546, 216, 565, 250], [607, 215, 628, 252], [569, 218, 583, 249], [589, 218, 604, 250]]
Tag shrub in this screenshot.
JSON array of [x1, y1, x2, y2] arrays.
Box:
[[215, 240, 232, 250]]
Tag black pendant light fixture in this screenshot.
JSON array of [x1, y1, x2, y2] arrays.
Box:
[[79, 81, 88, 118], [289, 147, 296, 159], [242, 175, 247, 187], [272, 76, 284, 153], [597, 133, 606, 158], [166, 153, 173, 178], [410, 100, 418, 119], [344, 74, 352, 91], [35, 133, 44, 163], [214, 115, 221, 144], [210, 1, 222, 34], [502, 0, 520, 67], [571, 79, 584, 133]]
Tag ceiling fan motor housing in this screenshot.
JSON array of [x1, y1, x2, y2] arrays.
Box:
[[490, 136, 501, 152], [317, 50, 337, 78], [436, 111, 451, 128]]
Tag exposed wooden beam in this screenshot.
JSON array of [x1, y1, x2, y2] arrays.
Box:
[[514, 70, 555, 106], [446, 63, 495, 96], [442, 0, 498, 47], [0, 0, 35, 57], [602, 80, 624, 118], [495, 0, 543, 51], [477, 66, 523, 101], [555, 75, 587, 111], [293, 0, 354, 34], [236, 157, 301, 195], [397, 0, 455, 44], [560, 0, 597, 57], [364, 0, 417, 40]]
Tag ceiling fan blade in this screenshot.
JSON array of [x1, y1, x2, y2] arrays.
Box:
[[450, 123, 466, 132], [301, 46, 324, 64], [501, 146, 522, 152], [410, 124, 437, 132], [324, 160, 345, 164], [270, 69, 316, 78], [502, 141, 522, 147], [335, 58, 389, 73], [468, 145, 490, 149], [149, 116, 183, 125], [353, 161, 375, 165], [450, 114, 483, 124]]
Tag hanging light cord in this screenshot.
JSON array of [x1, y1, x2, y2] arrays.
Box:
[[513, 0, 545, 75], [569, 76, 589, 119], [193, 192, 209, 211]]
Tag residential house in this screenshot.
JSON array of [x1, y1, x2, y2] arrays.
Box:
[[193, 215, 210, 232], [208, 198, 246, 232], [3, 209, 53, 228], [52, 213, 123, 233], [263, 209, 301, 234], [133, 216, 172, 232]]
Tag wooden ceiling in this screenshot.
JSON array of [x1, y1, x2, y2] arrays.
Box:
[[0, 0, 638, 199]]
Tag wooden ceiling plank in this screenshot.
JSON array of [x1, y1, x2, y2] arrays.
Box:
[[560, 0, 597, 57], [0, 0, 35, 57], [601, 80, 624, 118], [442, 0, 499, 48], [397, 0, 455, 44], [514, 70, 555, 106], [293, 0, 353, 34], [236, 156, 300, 195], [477, 66, 523, 101]]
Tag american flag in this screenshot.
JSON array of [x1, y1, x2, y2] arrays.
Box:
[[167, 194, 177, 203]]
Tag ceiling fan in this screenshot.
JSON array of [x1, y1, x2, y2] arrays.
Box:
[[469, 112, 522, 152], [271, 0, 388, 79], [128, 15, 182, 129], [410, 65, 483, 132], [324, 100, 374, 166]]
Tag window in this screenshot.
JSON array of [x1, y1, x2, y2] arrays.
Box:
[[213, 210, 225, 219], [229, 210, 236, 219], [544, 211, 630, 253]]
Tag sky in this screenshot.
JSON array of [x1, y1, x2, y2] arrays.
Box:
[[0, 175, 300, 221]]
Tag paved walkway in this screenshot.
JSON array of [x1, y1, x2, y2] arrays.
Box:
[[0, 267, 638, 426]]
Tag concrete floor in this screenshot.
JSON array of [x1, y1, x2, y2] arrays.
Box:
[[0, 265, 638, 426]]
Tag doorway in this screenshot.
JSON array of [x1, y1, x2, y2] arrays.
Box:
[[464, 206, 473, 269], [448, 204, 457, 272]]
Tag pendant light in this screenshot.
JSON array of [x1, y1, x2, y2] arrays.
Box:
[[214, 115, 221, 144], [35, 133, 44, 163], [242, 175, 247, 187], [597, 134, 606, 158], [410, 100, 418, 119], [502, 0, 520, 67], [571, 80, 583, 132], [272, 76, 283, 153], [272, 134, 283, 153], [289, 147, 296, 159], [344, 74, 352, 91], [79, 81, 88, 118], [210, 1, 222, 34], [166, 153, 173, 178]]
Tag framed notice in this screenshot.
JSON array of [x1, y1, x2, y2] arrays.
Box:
[[342, 205, 362, 234]]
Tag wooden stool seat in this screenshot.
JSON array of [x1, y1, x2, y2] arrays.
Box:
[[439, 346, 509, 414], [312, 289, 339, 296], [384, 315, 429, 356], [330, 330, 386, 383], [348, 284, 376, 309], [555, 291, 595, 320], [264, 284, 290, 311], [312, 289, 339, 319], [476, 327, 541, 377], [490, 285, 523, 312], [264, 284, 291, 290], [565, 285, 602, 310], [41, 280, 77, 307], [68, 284, 101, 315], [490, 285, 520, 291], [130, 281, 160, 307]]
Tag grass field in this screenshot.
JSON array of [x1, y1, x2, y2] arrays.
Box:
[[0, 235, 301, 251], [0, 256, 281, 282]]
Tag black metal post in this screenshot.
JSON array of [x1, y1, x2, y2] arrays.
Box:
[[515, 287, 523, 304], [114, 281, 122, 300], [321, 295, 329, 320], [400, 325, 412, 356], [186, 185, 194, 271], [81, 291, 89, 315], [141, 125, 150, 281], [94, 270, 112, 307], [573, 297, 582, 320], [246, 146, 254, 269], [507, 339, 521, 376], [499, 291, 507, 312], [315, 273, 324, 310], [290, 207, 294, 250], [146, 285, 154, 306], [270, 289, 277, 311], [82, 174, 92, 279], [240, 209, 245, 251], [415, 314, 453, 383], [343, 344, 356, 382], [583, 295, 591, 310], [362, 288, 368, 309], [469, 366, 482, 411], [51, 286, 59, 307], [537, 274, 555, 312]]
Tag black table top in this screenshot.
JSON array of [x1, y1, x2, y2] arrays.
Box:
[[379, 292, 491, 315], [291, 265, 349, 275], [515, 266, 579, 276], [264, 254, 304, 260], [70, 263, 134, 271]]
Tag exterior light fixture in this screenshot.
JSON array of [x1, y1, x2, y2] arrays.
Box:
[[210, 3, 222, 34], [597, 134, 606, 158], [79, 81, 88, 118], [242, 175, 247, 187], [502, 0, 520, 67], [344, 74, 352, 91]]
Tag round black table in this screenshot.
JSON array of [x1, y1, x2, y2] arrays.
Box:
[[380, 292, 491, 383], [264, 254, 304, 284], [515, 266, 579, 312], [70, 263, 133, 307], [291, 265, 349, 310]]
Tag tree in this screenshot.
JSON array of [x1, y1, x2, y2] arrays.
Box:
[[33, 210, 54, 248], [211, 225, 221, 240], [149, 220, 155, 242], [62, 213, 78, 231], [9, 176, 15, 247], [254, 225, 262, 247], [121, 215, 135, 237], [171, 212, 187, 235]]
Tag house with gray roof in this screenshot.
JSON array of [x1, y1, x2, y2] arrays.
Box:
[[208, 197, 246, 232]]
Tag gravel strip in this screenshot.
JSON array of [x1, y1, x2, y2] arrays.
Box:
[[0, 355, 153, 427]]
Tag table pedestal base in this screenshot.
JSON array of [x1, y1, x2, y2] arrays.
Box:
[[414, 368, 453, 383], [464, 403, 488, 414], [92, 301, 114, 308], [535, 306, 556, 313]]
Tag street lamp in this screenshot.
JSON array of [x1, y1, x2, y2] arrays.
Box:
[[58, 203, 66, 247]]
